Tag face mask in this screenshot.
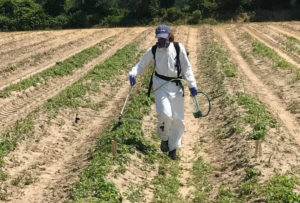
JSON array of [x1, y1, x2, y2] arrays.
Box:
[[157, 38, 170, 48]]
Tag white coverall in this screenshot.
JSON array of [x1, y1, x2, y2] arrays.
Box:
[[129, 42, 197, 151]]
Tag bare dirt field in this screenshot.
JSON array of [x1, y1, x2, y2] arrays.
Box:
[[0, 22, 299, 202]]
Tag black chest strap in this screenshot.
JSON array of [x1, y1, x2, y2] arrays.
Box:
[[147, 42, 183, 97]]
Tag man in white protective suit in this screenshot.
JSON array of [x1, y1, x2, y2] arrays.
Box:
[[128, 24, 198, 160]]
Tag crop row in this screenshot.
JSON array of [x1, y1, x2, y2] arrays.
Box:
[[204, 36, 300, 202], [68, 64, 158, 202], [0, 41, 142, 183], [0, 47, 101, 98]]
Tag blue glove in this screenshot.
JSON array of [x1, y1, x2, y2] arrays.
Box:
[[190, 87, 198, 97], [129, 75, 136, 86]]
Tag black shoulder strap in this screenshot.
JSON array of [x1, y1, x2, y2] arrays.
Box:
[[174, 42, 181, 78], [147, 45, 157, 97], [174, 42, 180, 58], [151, 44, 157, 59]]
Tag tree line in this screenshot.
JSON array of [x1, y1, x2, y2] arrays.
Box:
[[0, 0, 299, 31]]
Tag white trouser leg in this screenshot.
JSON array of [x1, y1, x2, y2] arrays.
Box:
[[154, 89, 185, 151], [168, 93, 184, 151], [155, 90, 172, 141]]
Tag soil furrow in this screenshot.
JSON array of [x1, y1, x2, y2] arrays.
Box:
[[243, 26, 300, 67], [0, 28, 121, 91], [0, 28, 147, 132], [216, 26, 300, 144], [0, 31, 50, 45], [0, 29, 106, 71], [249, 24, 300, 64], [1, 28, 149, 203], [269, 25, 300, 41], [0, 30, 77, 54], [177, 26, 203, 199]]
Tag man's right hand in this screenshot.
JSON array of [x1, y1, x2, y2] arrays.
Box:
[[129, 75, 136, 86]]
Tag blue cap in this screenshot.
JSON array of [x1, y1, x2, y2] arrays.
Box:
[[155, 24, 170, 38]]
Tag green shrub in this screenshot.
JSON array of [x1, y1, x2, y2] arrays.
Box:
[[199, 17, 218, 25], [164, 7, 184, 22], [188, 10, 202, 24]]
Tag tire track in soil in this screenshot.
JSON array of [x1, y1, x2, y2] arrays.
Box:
[[0, 28, 121, 91], [2, 27, 151, 203], [0, 28, 146, 132], [215, 26, 300, 145], [268, 24, 300, 41], [0, 29, 106, 71], [243, 25, 300, 67]]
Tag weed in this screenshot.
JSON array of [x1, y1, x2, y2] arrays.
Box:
[[216, 184, 238, 203], [0, 114, 35, 167], [0, 169, 7, 181], [0, 65, 16, 74], [244, 167, 261, 182], [287, 101, 300, 114], [114, 165, 126, 175], [286, 36, 300, 55], [123, 183, 145, 202]]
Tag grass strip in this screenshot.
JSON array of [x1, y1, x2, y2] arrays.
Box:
[[200, 41, 236, 99], [68, 68, 161, 202], [191, 157, 212, 202], [0, 114, 35, 167], [252, 40, 298, 70], [0, 113, 36, 185], [43, 42, 140, 116], [0, 47, 102, 98], [236, 92, 277, 140], [151, 158, 182, 203], [0, 41, 142, 184]]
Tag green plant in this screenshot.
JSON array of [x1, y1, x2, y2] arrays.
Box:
[[286, 36, 300, 55], [68, 47, 161, 202], [192, 157, 212, 202], [43, 42, 140, 116], [252, 40, 296, 70], [123, 183, 145, 202], [287, 101, 300, 114], [263, 174, 300, 202], [0, 114, 35, 167], [216, 184, 238, 203], [236, 92, 277, 140], [152, 158, 183, 203]]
